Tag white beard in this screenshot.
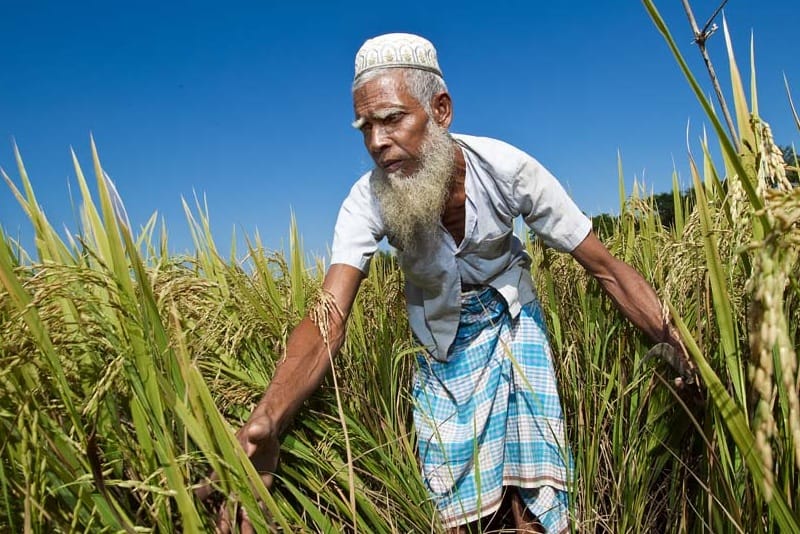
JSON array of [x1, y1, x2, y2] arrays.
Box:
[[371, 123, 456, 253]]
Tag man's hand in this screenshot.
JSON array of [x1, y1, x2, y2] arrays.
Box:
[[571, 233, 703, 398], [196, 412, 281, 533], [196, 264, 364, 530], [644, 342, 697, 387], [640, 341, 705, 408], [236, 411, 281, 489]]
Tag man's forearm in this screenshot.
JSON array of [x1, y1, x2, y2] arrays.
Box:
[[594, 258, 677, 345], [251, 315, 346, 435], [570, 232, 678, 347]]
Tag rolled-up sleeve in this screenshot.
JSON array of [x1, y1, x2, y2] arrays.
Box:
[[330, 173, 385, 273], [512, 154, 591, 253]]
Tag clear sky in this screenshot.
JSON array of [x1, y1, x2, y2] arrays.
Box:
[[1, 1, 798, 260]]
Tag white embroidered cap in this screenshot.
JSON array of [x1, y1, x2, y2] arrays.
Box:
[[354, 32, 442, 82]]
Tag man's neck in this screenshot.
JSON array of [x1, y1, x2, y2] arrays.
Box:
[[449, 144, 466, 194], [442, 144, 467, 246]]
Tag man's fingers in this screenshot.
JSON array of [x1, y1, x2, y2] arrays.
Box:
[[195, 471, 220, 501], [644, 342, 698, 386], [215, 499, 268, 533], [195, 483, 213, 502], [215, 503, 233, 534], [240, 507, 256, 534], [201, 415, 277, 531]]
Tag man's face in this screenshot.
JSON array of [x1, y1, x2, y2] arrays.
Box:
[[352, 70, 456, 253], [352, 70, 430, 177]]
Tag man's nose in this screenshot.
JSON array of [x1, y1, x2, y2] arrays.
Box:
[[366, 125, 390, 156]]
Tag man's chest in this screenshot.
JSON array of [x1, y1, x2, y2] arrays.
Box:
[[441, 190, 466, 246]]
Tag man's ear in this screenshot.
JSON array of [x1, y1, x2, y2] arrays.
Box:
[[430, 92, 453, 129]]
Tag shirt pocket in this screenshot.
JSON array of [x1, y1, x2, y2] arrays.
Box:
[[457, 230, 512, 283], [473, 229, 511, 260]]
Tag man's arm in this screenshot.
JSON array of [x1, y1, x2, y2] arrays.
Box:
[[251, 263, 365, 435], [206, 263, 365, 497], [569, 231, 680, 349], [204, 263, 365, 531]]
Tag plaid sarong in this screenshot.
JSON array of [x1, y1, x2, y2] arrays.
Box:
[[412, 287, 571, 532]]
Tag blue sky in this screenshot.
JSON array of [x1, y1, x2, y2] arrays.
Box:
[[1, 1, 798, 260]]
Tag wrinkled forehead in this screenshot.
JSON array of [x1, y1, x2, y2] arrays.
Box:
[[352, 70, 420, 115]]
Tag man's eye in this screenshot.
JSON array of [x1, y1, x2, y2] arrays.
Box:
[[384, 113, 403, 124]]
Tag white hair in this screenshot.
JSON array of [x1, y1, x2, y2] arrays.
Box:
[[352, 68, 448, 113]]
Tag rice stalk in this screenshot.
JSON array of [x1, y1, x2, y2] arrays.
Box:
[[309, 288, 357, 532]]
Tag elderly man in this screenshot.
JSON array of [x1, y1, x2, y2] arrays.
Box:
[[226, 33, 687, 533]]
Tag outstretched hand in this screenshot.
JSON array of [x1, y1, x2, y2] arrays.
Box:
[[236, 412, 281, 489], [649, 342, 697, 387], [196, 411, 281, 533], [642, 341, 705, 406]]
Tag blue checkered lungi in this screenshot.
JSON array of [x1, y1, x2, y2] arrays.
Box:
[[412, 287, 571, 532]]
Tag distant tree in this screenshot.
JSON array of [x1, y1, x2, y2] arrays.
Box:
[[585, 187, 696, 241], [652, 191, 676, 229], [571, 146, 798, 245], [591, 213, 619, 240], [375, 249, 398, 271], [781, 145, 799, 185]]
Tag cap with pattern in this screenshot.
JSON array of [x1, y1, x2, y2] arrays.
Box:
[[354, 33, 442, 82]]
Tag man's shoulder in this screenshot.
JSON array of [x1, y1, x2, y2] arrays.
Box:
[[452, 133, 530, 175], [347, 170, 375, 194], [452, 133, 520, 151], [340, 169, 379, 209]]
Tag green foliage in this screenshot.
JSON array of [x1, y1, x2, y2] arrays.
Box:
[[0, 146, 432, 532]]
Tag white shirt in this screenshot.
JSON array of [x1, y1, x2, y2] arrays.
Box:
[[330, 134, 592, 360]]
